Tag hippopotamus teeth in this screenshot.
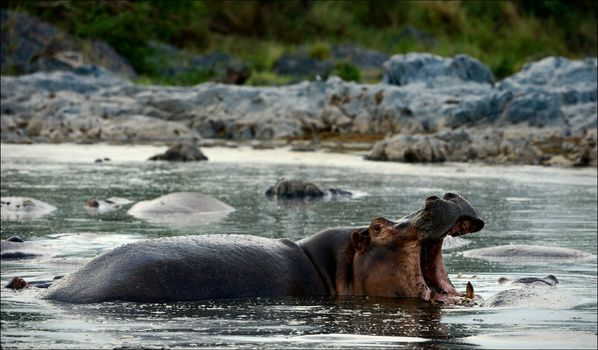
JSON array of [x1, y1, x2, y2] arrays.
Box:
[[466, 281, 474, 299]]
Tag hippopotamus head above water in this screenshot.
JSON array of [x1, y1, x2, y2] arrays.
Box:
[[42, 192, 484, 304], [346, 192, 484, 302]]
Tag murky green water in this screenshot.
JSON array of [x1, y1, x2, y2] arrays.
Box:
[[1, 144, 597, 349]]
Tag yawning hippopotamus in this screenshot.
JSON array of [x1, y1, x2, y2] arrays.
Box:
[[42, 192, 483, 304]]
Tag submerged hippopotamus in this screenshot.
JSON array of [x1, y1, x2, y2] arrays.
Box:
[[497, 275, 559, 287], [1, 197, 56, 220], [5, 276, 62, 290], [1, 236, 46, 259], [127, 192, 235, 226], [85, 197, 133, 214], [462, 245, 594, 262], [483, 275, 572, 308], [42, 192, 483, 304]]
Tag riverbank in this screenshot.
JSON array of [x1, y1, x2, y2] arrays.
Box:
[[2, 143, 596, 186], [1, 54, 596, 167]]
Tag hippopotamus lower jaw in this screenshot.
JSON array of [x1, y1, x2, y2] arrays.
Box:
[[419, 238, 459, 300], [400, 193, 485, 303], [385, 228, 466, 303]]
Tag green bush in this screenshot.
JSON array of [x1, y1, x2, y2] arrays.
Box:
[[246, 71, 293, 86], [3, 0, 596, 82], [136, 70, 214, 86], [332, 62, 361, 82], [309, 42, 332, 60]]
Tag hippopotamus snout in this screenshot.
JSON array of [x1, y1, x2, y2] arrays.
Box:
[[411, 192, 484, 241]]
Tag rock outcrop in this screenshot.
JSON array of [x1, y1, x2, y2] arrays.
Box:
[[382, 53, 495, 86], [1, 10, 135, 78], [1, 52, 596, 166], [265, 179, 325, 198]]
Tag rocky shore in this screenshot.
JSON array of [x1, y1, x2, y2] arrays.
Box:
[[1, 54, 596, 167]]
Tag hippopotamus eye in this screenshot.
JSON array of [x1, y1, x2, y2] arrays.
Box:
[[372, 223, 382, 234]]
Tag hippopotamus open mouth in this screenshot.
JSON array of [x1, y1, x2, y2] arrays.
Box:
[[350, 192, 484, 303], [411, 192, 484, 302]]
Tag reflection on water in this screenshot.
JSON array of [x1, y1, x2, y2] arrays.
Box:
[[1, 144, 597, 349]]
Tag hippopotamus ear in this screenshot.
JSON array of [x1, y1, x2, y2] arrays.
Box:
[[351, 228, 370, 253], [448, 215, 485, 236]]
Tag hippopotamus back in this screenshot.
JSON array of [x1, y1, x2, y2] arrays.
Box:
[[43, 235, 326, 303], [127, 192, 235, 227], [1, 197, 56, 220]]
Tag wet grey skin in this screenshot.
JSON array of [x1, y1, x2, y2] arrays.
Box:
[[1, 237, 42, 259], [39, 192, 483, 304], [498, 275, 559, 286]]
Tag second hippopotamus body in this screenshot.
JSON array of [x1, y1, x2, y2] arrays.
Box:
[[43, 192, 484, 304]]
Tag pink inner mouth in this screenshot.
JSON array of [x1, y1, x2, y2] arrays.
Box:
[[421, 239, 458, 296], [418, 224, 472, 302]]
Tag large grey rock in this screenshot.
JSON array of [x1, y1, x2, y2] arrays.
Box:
[[100, 115, 197, 143], [1, 65, 129, 95], [498, 56, 597, 130], [1, 10, 135, 77], [265, 178, 352, 199], [383, 53, 495, 86], [501, 91, 566, 127], [0, 70, 198, 143], [366, 134, 449, 163], [444, 90, 514, 127], [499, 56, 597, 96], [149, 143, 208, 161], [265, 179, 324, 198]]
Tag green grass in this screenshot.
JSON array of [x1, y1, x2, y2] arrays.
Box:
[[246, 71, 294, 86], [135, 70, 214, 87], [331, 62, 361, 83], [3, 0, 596, 83]]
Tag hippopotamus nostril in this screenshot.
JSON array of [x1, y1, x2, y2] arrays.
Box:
[[443, 192, 457, 199], [86, 199, 100, 208], [425, 196, 440, 202]]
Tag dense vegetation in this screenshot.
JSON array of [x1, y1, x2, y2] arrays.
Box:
[[3, 0, 597, 85]]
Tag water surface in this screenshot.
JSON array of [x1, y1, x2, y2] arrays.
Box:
[[1, 144, 596, 349]]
